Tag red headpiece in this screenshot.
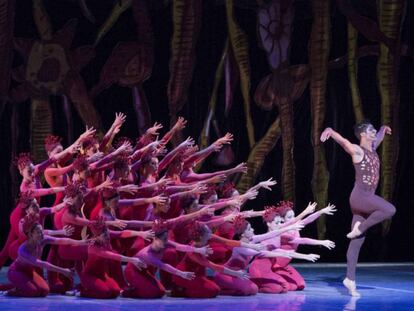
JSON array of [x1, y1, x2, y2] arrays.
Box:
[[233, 215, 249, 235], [13, 153, 32, 171], [220, 182, 236, 198], [263, 205, 280, 222], [44, 135, 62, 153], [65, 182, 83, 198], [275, 200, 294, 217], [22, 213, 40, 236], [73, 155, 89, 172]]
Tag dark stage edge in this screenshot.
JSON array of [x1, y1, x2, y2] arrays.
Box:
[[0, 263, 413, 311]]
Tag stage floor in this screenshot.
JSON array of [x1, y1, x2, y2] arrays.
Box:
[[0, 263, 413, 311]]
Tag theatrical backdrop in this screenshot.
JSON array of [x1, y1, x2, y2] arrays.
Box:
[[0, 0, 413, 263]]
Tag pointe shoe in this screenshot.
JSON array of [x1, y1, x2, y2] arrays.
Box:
[[346, 221, 362, 239], [343, 278, 361, 297]]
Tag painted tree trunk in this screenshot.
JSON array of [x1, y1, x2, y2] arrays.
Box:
[[132, 85, 151, 136], [0, 0, 15, 119], [278, 96, 295, 201], [9, 102, 20, 200], [225, 0, 255, 148], [33, 0, 52, 40], [31, 97, 52, 163], [309, 0, 330, 239], [347, 22, 364, 123], [377, 0, 405, 235], [237, 118, 281, 193]]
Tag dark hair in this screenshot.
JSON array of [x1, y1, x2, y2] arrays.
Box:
[[353, 120, 372, 140]]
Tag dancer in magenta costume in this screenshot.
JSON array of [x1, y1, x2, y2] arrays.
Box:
[[214, 215, 302, 296], [273, 201, 336, 291], [249, 206, 320, 293], [321, 122, 396, 297]]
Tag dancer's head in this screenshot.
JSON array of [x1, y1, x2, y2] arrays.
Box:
[[113, 155, 130, 180], [199, 185, 218, 205], [45, 135, 63, 157], [263, 205, 283, 231], [189, 222, 212, 245], [219, 181, 239, 199], [353, 120, 377, 142], [65, 183, 84, 214], [14, 153, 34, 182], [22, 214, 43, 242], [91, 217, 111, 248], [152, 220, 169, 251], [181, 194, 199, 214], [233, 215, 253, 240], [102, 189, 120, 211], [73, 156, 91, 180], [276, 201, 294, 222], [140, 155, 159, 177], [80, 136, 99, 156], [18, 194, 40, 215]]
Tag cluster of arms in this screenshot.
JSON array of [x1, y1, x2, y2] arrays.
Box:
[[0, 114, 338, 298]]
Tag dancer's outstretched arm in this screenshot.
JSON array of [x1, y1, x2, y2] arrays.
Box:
[[373, 125, 391, 150]]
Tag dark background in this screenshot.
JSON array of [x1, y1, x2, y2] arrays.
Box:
[[1, 0, 413, 263]]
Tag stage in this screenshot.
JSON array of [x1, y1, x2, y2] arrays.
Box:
[[0, 263, 413, 311]]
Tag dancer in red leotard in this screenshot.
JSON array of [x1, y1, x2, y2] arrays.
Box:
[[79, 218, 147, 299], [122, 220, 210, 299], [321, 122, 396, 297], [7, 214, 88, 297]]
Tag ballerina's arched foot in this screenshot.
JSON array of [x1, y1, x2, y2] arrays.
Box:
[[343, 277, 361, 297], [346, 221, 362, 239]]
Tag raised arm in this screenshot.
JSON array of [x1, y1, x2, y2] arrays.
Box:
[[373, 125, 392, 150], [100, 112, 126, 152], [320, 127, 360, 156], [251, 222, 304, 243], [301, 203, 336, 226]]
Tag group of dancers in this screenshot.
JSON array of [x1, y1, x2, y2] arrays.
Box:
[[0, 113, 396, 299]]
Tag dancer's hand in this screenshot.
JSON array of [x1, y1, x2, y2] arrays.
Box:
[[206, 174, 226, 184], [173, 117, 187, 131], [79, 126, 96, 141], [180, 271, 195, 280], [234, 270, 249, 280], [151, 195, 168, 207], [112, 112, 126, 134], [304, 254, 320, 262], [190, 184, 208, 196], [141, 230, 155, 242], [321, 203, 337, 216], [304, 202, 317, 215], [108, 220, 127, 230], [258, 178, 277, 190], [232, 162, 248, 174], [132, 258, 147, 270], [241, 189, 258, 201], [63, 225, 75, 237], [213, 133, 233, 151], [119, 184, 140, 195], [320, 127, 333, 142], [146, 122, 163, 137], [320, 240, 335, 250], [62, 268, 75, 280], [381, 125, 392, 135], [197, 246, 213, 257], [179, 137, 195, 149]]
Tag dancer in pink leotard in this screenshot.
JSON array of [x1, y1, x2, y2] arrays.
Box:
[[249, 206, 320, 293], [272, 201, 336, 291], [213, 215, 302, 296], [321, 122, 396, 297]]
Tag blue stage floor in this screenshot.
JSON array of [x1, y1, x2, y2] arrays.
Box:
[[0, 263, 413, 311]]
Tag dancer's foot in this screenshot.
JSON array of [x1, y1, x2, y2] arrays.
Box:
[[346, 221, 362, 239], [343, 278, 361, 297]]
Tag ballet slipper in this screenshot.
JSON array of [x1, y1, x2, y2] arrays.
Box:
[[346, 221, 362, 239], [343, 277, 361, 297]]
